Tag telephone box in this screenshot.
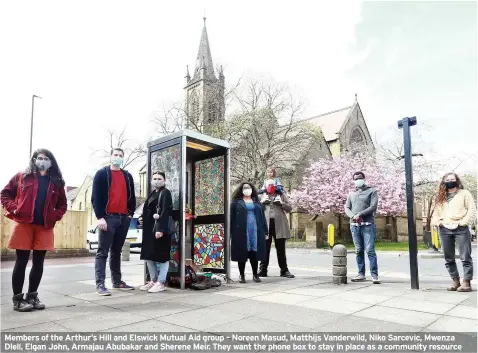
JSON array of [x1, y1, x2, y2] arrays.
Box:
[[144, 130, 231, 289]]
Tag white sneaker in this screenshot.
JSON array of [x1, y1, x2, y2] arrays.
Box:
[[140, 281, 155, 291], [148, 282, 166, 293]]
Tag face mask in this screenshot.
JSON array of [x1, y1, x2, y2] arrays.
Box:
[[354, 179, 365, 188], [111, 156, 123, 167], [243, 189, 252, 197], [35, 160, 51, 171], [445, 181, 457, 189], [152, 180, 165, 189]]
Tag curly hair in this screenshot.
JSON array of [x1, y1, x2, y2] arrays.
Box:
[[26, 149, 65, 188], [435, 172, 463, 205], [232, 182, 259, 201]]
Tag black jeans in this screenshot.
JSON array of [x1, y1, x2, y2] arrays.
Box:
[[260, 219, 289, 274], [238, 251, 258, 276], [12, 250, 47, 295], [440, 226, 473, 280], [95, 215, 130, 287]]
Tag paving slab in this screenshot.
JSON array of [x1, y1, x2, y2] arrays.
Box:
[[331, 291, 390, 305], [379, 297, 456, 314], [250, 292, 315, 305], [2, 301, 107, 330], [2, 322, 74, 332], [92, 291, 176, 309], [159, 308, 248, 331], [53, 309, 151, 332], [317, 315, 423, 332], [118, 301, 201, 319], [354, 306, 440, 327], [282, 287, 344, 297], [461, 296, 477, 308], [100, 318, 199, 332], [210, 299, 288, 317], [70, 291, 136, 302], [40, 282, 101, 295], [426, 315, 478, 333], [444, 305, 477, 320], [398, 290, 469, 305], [213, 288, 274, 299], [169, 291, 243, 307], [297, 297, 372, 314], [208, 316, 312, 333], [255, 305, 345, 330]]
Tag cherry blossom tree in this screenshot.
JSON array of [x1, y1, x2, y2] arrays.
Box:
[[290, 151, 406, 217]]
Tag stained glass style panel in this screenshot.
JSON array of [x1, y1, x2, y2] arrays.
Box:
[[195, 156, 224, 216], [193, 223, 224, 268], [150, 145, 180, 210]]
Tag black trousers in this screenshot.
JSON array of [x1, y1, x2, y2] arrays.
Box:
[[238, 251, 258, 276], [260, 219, 289, 274], [95, 215, 131, 287], [12, 250, 47, 295]]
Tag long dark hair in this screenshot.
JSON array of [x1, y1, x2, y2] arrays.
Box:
[[232, 182, 259, 201], [26, 149, 65, 188], [435, 172, 464, 205]]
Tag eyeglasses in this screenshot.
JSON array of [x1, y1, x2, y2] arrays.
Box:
[[36, 157, 50, 161]]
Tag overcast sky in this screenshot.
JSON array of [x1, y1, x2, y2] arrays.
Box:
[[0, 0, 476, 188]]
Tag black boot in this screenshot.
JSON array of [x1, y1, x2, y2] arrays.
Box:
[[258, 264, 268, 277], [25, 292, 45, 310], [12, 293, 33, 312], [239, 275, 246, 284], [281, 270, 295, 278], [253, 275, 262, 283]]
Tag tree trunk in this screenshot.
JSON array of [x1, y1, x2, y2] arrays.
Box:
[[391, 217, 398, 242]]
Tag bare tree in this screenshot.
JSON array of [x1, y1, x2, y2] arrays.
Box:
[[94, 126, 147, 169], [226, 79, 320, 187]]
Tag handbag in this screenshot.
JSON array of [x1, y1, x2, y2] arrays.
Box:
[[153, 190, 176, 236], [167, 265, 197, 288]]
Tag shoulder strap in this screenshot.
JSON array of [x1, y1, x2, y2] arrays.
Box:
[[156, 190, 164, 214]]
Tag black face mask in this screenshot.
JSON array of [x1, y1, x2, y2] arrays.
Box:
[[445, 181, 457, 189]]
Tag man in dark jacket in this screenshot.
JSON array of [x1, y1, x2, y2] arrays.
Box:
[[91, 148, 136, 295], [345, 171, 380, 284]]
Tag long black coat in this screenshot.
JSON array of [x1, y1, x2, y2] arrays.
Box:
[[230, 198, 268, 262], [140, 187, 172, 263]]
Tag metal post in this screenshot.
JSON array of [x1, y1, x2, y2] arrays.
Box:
[[224, 148, 231, 283], [180, 136, 187, 290], [398, 116, 419, 290], [29, 95, 41, 158]]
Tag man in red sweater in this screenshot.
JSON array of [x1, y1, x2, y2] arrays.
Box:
[[91, 148, 136, 296]]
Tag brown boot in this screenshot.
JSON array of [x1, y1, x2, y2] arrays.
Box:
[[447, 278, 460, 291], [457, 280, 472, 292]]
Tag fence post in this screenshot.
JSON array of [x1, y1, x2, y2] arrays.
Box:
[[316, 221, 324, 248]]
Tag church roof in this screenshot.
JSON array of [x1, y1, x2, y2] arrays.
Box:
[[304, 103, 355, 142], [190, 18, 216, 84]]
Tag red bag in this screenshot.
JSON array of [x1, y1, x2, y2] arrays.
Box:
[[167, 265, 197, 288]]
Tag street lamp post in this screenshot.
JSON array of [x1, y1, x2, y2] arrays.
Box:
[[30, 95, 42, 158], [398, 116, 419, 290]]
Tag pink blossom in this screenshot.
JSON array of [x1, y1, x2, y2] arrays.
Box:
[[290, 152, 406, 217]]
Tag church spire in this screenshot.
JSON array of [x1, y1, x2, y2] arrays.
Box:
[[193, 17, 215, 81]]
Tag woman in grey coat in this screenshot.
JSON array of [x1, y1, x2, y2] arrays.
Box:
[[258, 178, 295, 278]]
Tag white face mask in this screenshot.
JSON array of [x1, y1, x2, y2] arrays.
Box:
[[243, 189, 252, 197], [152, 180, 165, 189]]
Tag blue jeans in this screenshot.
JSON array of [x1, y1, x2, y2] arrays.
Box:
[[95, 215, 130, 287], [350, 224, 378, 277], [146, 260, 169, 283]]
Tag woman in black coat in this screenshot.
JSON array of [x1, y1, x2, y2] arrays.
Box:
[[138, 171, 173, 293], [230, 182, 268, 283]]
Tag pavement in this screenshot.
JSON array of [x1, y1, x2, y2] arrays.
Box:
[[0, 249, 477, 337]]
